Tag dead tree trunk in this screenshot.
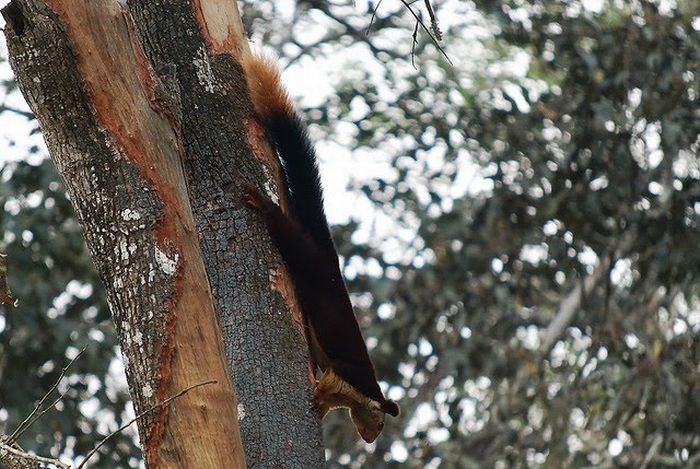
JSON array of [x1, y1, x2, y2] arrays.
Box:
[[2, 0, 323, 467]]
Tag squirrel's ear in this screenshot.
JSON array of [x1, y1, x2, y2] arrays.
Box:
[[382, 400, 400, 417]]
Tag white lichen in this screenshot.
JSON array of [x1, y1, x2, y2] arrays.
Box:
[[261, 164, 280, 205], [155, 246, 179, 275], [121, 208, 142, 221], [237, 403, 246, 421], [118, 239, 130, 261], [194, 46, 215, 93], [143, 384, 153, 398], [121, 322, 132, 347]]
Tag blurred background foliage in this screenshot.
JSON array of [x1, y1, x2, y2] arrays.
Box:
[[0, 0, 699, 467]]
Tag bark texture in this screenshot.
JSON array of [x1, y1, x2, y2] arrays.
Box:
[[3, 0, 322, 467]]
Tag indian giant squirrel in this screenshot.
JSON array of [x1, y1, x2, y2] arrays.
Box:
[[240, 52, 400, 443]]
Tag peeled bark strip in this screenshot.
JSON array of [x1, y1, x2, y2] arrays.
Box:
[[3, 0, 323, 467], [2, 1, 245, 467]]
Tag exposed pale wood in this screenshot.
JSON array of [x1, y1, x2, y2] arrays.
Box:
[[192, 0, 248, 55]]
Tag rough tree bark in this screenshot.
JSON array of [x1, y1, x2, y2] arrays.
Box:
[[2, 0, 324, 467]]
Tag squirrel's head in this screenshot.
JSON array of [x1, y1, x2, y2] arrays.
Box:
[[315, 368, 401, 443], [349, 404, 386, 443], [349, 398, 400, 443]]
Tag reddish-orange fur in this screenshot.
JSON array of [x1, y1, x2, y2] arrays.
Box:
[[240, 52, 295, 121]]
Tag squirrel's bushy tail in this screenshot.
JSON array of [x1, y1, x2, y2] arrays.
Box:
[[240, 51, 295, 122], [240, 51, 335, 254]]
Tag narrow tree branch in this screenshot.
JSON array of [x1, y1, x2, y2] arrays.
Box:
[[0, 252, 15, 305], [410, 19, 419, 68], [285, 33, 344, 69], [539, 229, 639, 354], [0, 440, 70, 469], [640, 433, 664, 469], [7, 348, 86, 445], [0, 104, 34, 120], [397, 0, 451, 64], [15, 393, 68, 442], [366, 0, 385, 35], [308, 0, 402, 59], [422, 0, 442, 40], [539, 256, 611, 354]]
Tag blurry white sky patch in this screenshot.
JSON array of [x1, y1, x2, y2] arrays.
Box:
[[0, 31, 46, 164]]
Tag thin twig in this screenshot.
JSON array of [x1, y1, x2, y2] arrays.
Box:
[[0, 104, 34, 120], [366, 0, 385, 35], [422, 0, 442, 40], [318, 3, 402, 59], [422, 0, 436, 23], [538, 256, 610, 355], [76, 379, 217, 469], [539, 231, 637, 355], [410, 21, 419, 69], [7, 347, 86, 444], [17, 392, 67, 439], [398, 0, 452, 64], [640, 433, 664, 469], [285, 33, 344, 69]]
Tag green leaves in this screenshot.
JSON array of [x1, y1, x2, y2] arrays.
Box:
[[0, 158, 136, 466]]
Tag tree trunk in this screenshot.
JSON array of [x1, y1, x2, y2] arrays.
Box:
[[2, 0, 324, 467]]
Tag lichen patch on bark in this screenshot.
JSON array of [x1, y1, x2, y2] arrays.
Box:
[[244, 118, 286, 206], [39, 6, 193, 460]]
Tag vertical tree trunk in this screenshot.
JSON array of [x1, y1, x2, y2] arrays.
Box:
[[2, 0, 323, 467]]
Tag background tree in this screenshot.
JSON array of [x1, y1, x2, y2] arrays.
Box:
[[1, 0, 699, 467]]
